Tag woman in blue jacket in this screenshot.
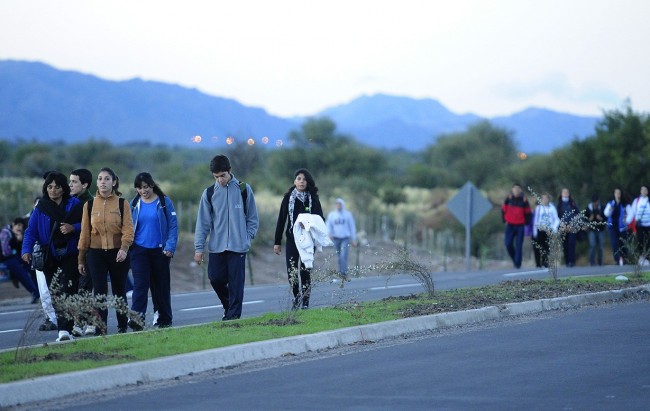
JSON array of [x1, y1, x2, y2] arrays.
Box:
[[128, 172, 178, 330], [21, 172, 82, 342]]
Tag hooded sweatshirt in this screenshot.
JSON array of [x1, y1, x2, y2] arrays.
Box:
[[326, 198, 357, 241], [194, 175, 259, 254]]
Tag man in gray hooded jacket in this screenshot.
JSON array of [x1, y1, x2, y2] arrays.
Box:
[[194, 155, 259, 320]]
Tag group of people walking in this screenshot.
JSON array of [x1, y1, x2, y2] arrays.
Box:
[[16, 168, 177, 342], [10, 154, 358, 341], [502, 183, 650, 269], [13, 161, 648, 340]]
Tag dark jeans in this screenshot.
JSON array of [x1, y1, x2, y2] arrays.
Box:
[[43, 253, 80, 333], [532, 231, 550, 268], [130, 244, 172, 325], [608, 228, 627, 262], [86, 248, 130, 332], [504, 223, 525, 268], [208, 251, 246, 320], [332, 237, 351, 275], [78, 268, 93, 294], [285, 236, 311, 307], [588, 230, 606, 266], [637, 225, 650, 253], [563, 232, 577, 266], [3, 255, 39, 298]]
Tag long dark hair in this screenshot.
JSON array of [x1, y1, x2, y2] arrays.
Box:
[[99, 167, 122, 196], [42, 171, 72, 201], [284, 168, 319, 197], [134, 172, 165, 198]]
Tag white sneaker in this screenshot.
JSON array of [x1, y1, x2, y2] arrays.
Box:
[[56, 330, 74, 342], [71, 325, 84, 337], [152, 311, 159, 326], [84, 325, 96, 335]]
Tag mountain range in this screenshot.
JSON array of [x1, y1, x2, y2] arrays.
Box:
[[0, 60, 600, 153]]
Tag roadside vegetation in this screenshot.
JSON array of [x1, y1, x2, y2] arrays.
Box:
[[2, 102, 649, 384], [2, 103, 649, 264], [2, 273, 648, 384]]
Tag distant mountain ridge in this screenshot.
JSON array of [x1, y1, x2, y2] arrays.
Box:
[[0, 60, 599, 153]]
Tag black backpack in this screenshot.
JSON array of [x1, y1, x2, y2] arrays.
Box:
[[206, 181, 248, 216]]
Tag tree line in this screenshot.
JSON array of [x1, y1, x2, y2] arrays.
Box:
[[1, 102, 648, 257]]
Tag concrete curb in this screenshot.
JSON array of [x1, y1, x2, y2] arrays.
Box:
[[1, 284, 648, 408]]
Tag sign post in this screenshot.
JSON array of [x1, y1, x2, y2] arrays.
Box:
[[447, 181, 493, 271]]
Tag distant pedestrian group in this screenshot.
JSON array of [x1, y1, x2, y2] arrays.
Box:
[[503, 183, 648, 269]]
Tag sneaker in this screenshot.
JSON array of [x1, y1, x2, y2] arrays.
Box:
[[56, 330, 74, 342], [71, 325, 84, 337], [126, 290, 133, 298], [117, 327, 127, 334], [84, 325, 96, 335], [152, 311, 159, 326], [39, 319, 58, 331]]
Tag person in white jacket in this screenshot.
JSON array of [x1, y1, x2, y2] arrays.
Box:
[[532, 193, 560, 268], [293, 213, 333, 269], [626, 185, 650, 257]]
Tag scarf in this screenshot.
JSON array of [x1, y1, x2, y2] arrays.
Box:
[[37, 197, 82, 248], [288, 188, 311, 229]]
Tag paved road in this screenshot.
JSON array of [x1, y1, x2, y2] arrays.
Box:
[[0, 265, 633, 350], [32, 300, 650, 411]]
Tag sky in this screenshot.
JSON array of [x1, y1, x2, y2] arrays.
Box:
[[1, 0, 649, 118]]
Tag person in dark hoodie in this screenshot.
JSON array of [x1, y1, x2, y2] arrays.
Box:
[[501, 183, 532, 269], [68, 168, 95, 336], [22, 172, 83, 342], [557, 188, 580, 267], [585, 194, 607, 266]]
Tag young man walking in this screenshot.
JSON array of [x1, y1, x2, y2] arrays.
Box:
[[69, 169, 93, 203], [194, 155, 259, 321], [69, 168, 95, 336]]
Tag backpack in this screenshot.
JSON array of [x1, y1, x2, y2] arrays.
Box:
[[206, 181, 248, 216]]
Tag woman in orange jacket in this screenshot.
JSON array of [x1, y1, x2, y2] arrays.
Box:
[[78, 167, 134, 335]]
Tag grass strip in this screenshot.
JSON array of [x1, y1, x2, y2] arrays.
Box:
[[1, 275, 648, 383]]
